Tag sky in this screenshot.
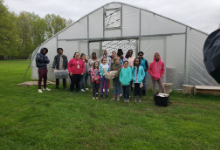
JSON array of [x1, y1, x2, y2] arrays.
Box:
[[3, 0, 220, 34]]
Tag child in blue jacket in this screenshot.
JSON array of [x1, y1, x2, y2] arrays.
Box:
[[132, 57, 145, 103], [119, 61, 132, 102]]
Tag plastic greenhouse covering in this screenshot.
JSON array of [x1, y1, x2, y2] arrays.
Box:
[[30, 2, 218, 89]]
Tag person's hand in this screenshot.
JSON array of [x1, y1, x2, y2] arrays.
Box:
[[70, 72, 73, 76], [111, 74, 115, 77], [81, 73, 83, 75], [218, 23, 220, 29], [52, 69, 55, 72], [87, 56, 90, 59]]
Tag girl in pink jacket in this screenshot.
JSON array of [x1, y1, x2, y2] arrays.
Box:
[[148, 52, 166, 97]]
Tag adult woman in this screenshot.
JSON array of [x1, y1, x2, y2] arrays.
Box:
[[79, 53, 89, 92], [68, 52, 85, 94], [138, 51, 149, 96], [111, 51, 118, 65], [87, 52, 99, 91]]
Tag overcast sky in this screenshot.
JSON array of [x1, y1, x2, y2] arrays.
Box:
[[3, 0, 220, 34]]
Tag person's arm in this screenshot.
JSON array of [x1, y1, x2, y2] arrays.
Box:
[[145, 60, 149, 72], [68, 59, 73, 74], [161, 63, 165, 76], [81, 61, 85, 74], [44, 56, 50, 64], [52, 56, 56, 70], [141, 67, 146, 81], [36, 53, 44, 63], [115, 67, 121, 77], [148, 63, 153, 76]]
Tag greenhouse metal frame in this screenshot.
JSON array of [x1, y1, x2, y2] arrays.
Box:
[[30, 2, 218, 89]]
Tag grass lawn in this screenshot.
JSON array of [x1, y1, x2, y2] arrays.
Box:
[[0, 60, 220, 150]]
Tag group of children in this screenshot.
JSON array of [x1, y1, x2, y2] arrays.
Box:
[[91, 55, 148, 102]]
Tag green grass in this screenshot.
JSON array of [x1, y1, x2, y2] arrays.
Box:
[[0, 60, 220, 149]]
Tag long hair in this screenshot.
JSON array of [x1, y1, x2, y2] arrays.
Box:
[[117, 49, 123, 57], [133, 57, 140, 74], [92, 61, 99, 69], [101, 57, 107, 63], [80, 53, 88, 63]]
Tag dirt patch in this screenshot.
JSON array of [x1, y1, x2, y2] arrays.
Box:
[[18, 81, 55, 86]]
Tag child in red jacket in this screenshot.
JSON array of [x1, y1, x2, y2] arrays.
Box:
[[148, 52, 166, 98]]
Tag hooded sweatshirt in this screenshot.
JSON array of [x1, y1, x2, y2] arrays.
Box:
[[68, 58, 85, 74], [148, 52, 165, 80], [36, 47, 50, 69]]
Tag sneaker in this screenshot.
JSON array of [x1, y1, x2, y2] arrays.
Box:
[[70, 92, 73, 94], [81, 89, 85, 92], [96, 97, 98, 100], [38, 89, 43, 93], [138, 99, 141, 103], [124, 99, 126, 102], [134, 97, 137, 102], [127, 99, 130, 102], [43, 87, 51, 91], [93, 97, 95, 99], [85, 88, 89, 90]]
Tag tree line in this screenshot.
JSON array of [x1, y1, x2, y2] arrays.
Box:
[[0, 0, 73, 59]]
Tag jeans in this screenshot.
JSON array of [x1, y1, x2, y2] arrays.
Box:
[[56, 79, 66, 89], [38, 68, 47, 89], [79, 72, 88, 89], [69, 74, 82, 92], [122, 85, 129, 99], [113, 79, 122, 94], [134, 83, 142, 97], [92, 82, 99, 97], [100, 76, 109, 95], [151, 77, 165, 95], [143, 72, 147, 90]]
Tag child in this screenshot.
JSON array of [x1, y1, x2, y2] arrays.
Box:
[[99, 57, 110, 99], [91, 61, 100, 99], [110, 57, 122, 101], [148, 52, 166, 100], [119, 61, 132, 102], [132, 57, 145, 103]]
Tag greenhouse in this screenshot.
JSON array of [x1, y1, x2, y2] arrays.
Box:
[[30, 2, 218, 89]]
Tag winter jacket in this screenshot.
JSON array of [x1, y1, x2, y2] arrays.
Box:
[[68, 58, 85, 74], [132, 66, 145, 83], [100, 54, 112, 68], [36, 47, 50, 69], [110, 63, 122, 80], [119, 67, 132, 86], [119, 56, 128, 67], [139, 58, 149, 72], [52, 54, 68, 70], [99, 63, 110, 77], [91, 68, 100, 83], [148, 52, 165, 80]]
